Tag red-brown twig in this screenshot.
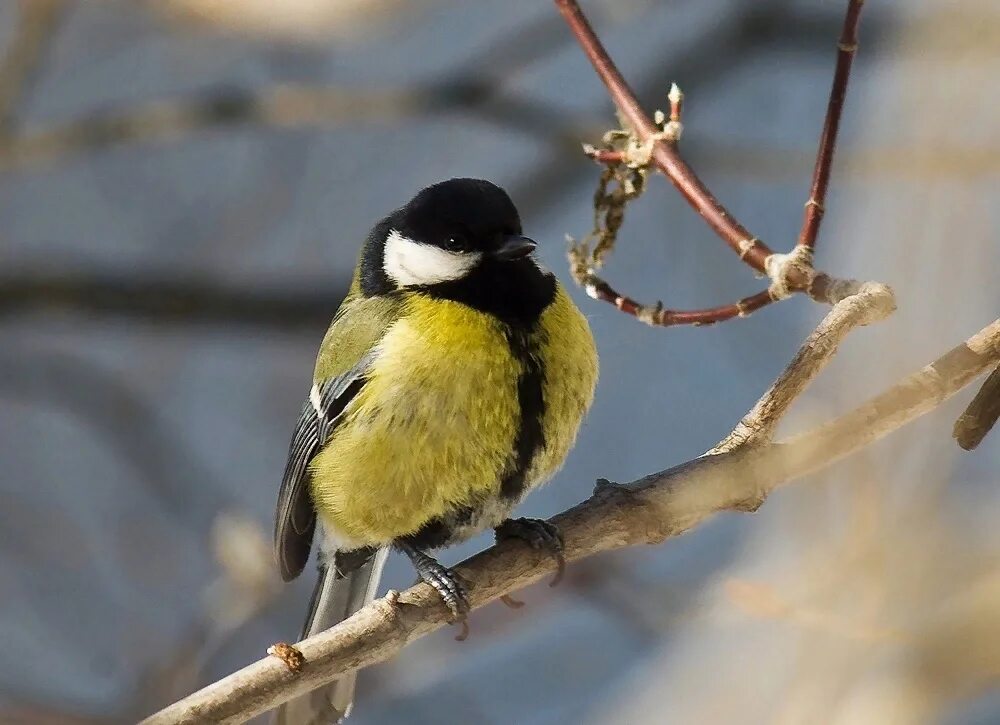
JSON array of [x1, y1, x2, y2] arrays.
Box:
[[584, 147, 624, 165], [798, 0, 865, 250], [558, 0, 868, 321], [584, 275, 775, 327]]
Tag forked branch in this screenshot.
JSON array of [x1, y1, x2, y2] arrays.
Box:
[[561, 0, 868, 325]]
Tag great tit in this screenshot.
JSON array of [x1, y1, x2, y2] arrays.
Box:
[[273, 178, 598, 723]]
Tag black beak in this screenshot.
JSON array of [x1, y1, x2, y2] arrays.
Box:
[[493, 235, 537, 261]]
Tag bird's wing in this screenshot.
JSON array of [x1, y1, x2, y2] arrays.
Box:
[[274, 293, 403, 582]]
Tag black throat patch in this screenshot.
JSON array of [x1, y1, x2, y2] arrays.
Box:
[[416, 257, 556, 328]]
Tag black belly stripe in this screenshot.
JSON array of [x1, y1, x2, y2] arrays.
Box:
[[499, 328, 546, 500]]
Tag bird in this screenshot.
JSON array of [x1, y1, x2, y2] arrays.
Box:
[[273, 178, 598, 724]]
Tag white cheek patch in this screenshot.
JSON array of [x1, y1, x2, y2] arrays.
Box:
[[383, 229, 480, 286]]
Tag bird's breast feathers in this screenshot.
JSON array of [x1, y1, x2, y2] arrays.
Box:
[[308, 286, 597, 548]]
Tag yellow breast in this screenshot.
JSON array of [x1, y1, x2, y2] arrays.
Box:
[[309, 295, 521, 546]]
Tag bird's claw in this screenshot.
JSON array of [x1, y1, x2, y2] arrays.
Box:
[[399, 543, 470, 625], [495, 517, 566, 586], [420, 561, 470, 621]]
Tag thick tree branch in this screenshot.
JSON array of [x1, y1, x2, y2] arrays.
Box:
[[143, 301, 1000, 724]]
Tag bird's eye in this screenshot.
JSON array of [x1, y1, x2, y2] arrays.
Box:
[[444, 236, 467, 252]]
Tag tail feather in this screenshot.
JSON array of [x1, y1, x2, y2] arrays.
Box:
[[274, 548, 388, 725]]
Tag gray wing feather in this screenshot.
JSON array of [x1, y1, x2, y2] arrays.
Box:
[[274, 354, 374, 582]]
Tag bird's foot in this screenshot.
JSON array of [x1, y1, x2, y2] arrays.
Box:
[[495, 517, 566, 587], [397, 543, 470, 624]]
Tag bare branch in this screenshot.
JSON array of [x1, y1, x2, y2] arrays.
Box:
[[142, 307, 1000, 725], [712, 281, 895, 453], [578, 273, 776, 328]]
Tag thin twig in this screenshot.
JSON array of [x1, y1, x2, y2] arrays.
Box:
[[584, 147, 624, 164], [797, 0, 865, 250], [142, 309, 1000, 725], [581, 274, 775, 327]]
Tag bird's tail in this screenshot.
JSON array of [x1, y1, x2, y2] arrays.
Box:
[[274, 548, 388, 725]]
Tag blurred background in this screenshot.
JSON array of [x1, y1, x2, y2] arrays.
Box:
[[1, 0, 999, 723]]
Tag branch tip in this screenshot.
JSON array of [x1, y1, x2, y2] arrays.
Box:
[[667, 82, 684, 124]]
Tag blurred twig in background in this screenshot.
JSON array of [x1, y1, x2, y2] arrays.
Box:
[[0, 351, 232, 527], [0, 5, 605, 172], [0, 273, 348, 329], [0, 512, 283, 724], [0, 0, 68, 136]]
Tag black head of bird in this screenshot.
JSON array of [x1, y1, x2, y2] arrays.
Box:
[[361, 178, 539, 296]]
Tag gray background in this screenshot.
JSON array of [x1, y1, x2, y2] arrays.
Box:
[[2, 0, 998, 722]]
